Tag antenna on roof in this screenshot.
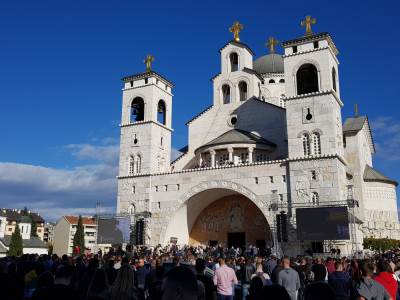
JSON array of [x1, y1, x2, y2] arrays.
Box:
[[354, 103, 359, 117]]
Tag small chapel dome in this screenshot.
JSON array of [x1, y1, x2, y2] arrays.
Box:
[[253, 53, 284, 74]]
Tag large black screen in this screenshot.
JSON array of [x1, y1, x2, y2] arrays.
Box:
[[296, 207, 350, 240]]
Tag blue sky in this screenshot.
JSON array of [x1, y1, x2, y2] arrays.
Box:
[[0, 0, 399, 221]]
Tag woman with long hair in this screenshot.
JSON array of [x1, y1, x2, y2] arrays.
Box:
[[110, 264, 137, 300]]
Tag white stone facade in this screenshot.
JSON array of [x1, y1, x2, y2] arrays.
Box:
[[116, 29, 399, 255]]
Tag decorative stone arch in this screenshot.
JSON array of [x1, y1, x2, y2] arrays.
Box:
[[292, 59, 322, 95], [159, 180, 273, 244], [311, 128, 323, 135], [297, 130, 311, 138], [236, 76, 251, 102], [219, 80, 234, 104], [225, 49, 242, 73]]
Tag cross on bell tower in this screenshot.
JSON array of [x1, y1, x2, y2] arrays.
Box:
[[266, 37, 279, 53], [229, 21, 243, 42], [144, 54, 155, 72], [301, 15, 316, 36]]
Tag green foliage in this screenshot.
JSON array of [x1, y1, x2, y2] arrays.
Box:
[[30, 217, 38, 237], [363, 237, 400, 253], [72, 216, 85, 255], [9, 226, 23, 257]]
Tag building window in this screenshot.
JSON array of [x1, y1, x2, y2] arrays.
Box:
[[132, 185, 136, 194], [218, 153, 229, 166], [313, 41, 319, 49], [270, 176, 274, 183], [279, 79, 285, 83], [311, 170, 317, 180], [282, 175, 286, 182], [238, 152, 248, 164], [238, 81, 247, 101], [279, 194, 283, 202], [332, 67, 337, 92], [144, 78, 148, 84], [131, 97, 145, 122], [292, 46, 298, 53], [255, 177, 259, 184], [269, 79, 275, 83], [296, 63, 319, 95], [230, 52, 239, 72], [311, 192, 319, 205], [312, 132, 321, 155], [302, 133, 311, 156], [157, 100, 166, 125], [222, 84, 231, 104], [129, 156, 135, 175], [130, 81, 133, 87], [177, 184, 180, 190], [134, 155, 141, 174]]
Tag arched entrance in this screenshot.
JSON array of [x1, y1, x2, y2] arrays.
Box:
[[189, 194, 271, 248], [162, 186, 272, 249]]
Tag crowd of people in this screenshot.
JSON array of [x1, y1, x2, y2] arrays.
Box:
[[1, 244, 400, 300]]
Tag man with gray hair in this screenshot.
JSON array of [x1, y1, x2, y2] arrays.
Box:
[[277, 256, 300, 300]]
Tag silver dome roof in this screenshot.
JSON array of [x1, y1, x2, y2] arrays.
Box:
[[253, 53, 284, 74]]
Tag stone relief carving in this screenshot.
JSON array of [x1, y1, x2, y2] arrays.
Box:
[[229, 201, 243, 231]]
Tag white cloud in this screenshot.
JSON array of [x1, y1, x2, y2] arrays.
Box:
[[371, 117, 400, 161], [0, 139, 120, 222]]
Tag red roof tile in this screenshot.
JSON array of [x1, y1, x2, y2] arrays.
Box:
[[64, 216, 96, 225]]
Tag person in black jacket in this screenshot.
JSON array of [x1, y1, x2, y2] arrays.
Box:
[[311, 258, 327, 282], [328, 261, 351, 300]]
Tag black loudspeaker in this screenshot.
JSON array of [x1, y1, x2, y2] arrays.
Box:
[[135, 219, 145, 245], [276, 212, 288, 242]]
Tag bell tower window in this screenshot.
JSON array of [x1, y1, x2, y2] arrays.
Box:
[[229, 52, 239, 72], [296, 63, 319, 95], [312, 132, 321, 155], [332, 67, 337, 92], [222, 84, 231, 104], [157, 100, 166, 125], [238, 81, 247, 101], [302, 133, 311, 156], [131, 97, 145, 122]]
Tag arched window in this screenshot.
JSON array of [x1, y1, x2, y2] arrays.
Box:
[[230, 52, 239, 72], [134, 155, 141, 174], [238, 81, 247, 101], [157, 100, 166, 125], [279, 79, 285, 83], [302, 133, 311, 156], [222, 84, 231, 104], [311, 192, 319, 205], [312, 132, 321, 155], [129, 156, 135, 175], [131, 97, 145, 122], [332, 67, 337, 92], [269, 79, 275, 83], [296, 63, 319, 95]]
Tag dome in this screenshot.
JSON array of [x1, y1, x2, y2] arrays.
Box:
[[253, 53, 284, 74]]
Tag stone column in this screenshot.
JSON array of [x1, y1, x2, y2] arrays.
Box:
[[210, 150, 216, 168], [199, 153, 203, 167], [248, 147, 254, 163], [228, 147, 233, 164]]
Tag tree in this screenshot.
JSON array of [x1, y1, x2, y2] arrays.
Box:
[[30, 217, 38, 237], [9, 225, 23, 257], [73, 216, 85, 255]]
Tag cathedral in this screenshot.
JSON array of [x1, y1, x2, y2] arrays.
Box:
[[116, 17, 399, 255]]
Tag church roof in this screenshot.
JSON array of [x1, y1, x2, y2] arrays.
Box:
[[219, 40, 255, 56], [282, 32, 338, 55], [195, 129, 276, 153], [343, 116, 375, 153], [0, 208, 44, 223], [0, 236, 47, 248], [363, 165, 398, 186], [121, 70, 174, 87], [253, 54, 284, 74]]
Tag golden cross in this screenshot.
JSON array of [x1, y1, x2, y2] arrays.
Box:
[[266, 37, 279, 53], [229, 21, 243, 42], [301, 15, 316, 35], [144, 54, 154, 72]]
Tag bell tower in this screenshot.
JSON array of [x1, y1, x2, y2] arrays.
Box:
[[283, 16, 347, 209], [282, 16, 343, 158], [118, 55, 174, 177]]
